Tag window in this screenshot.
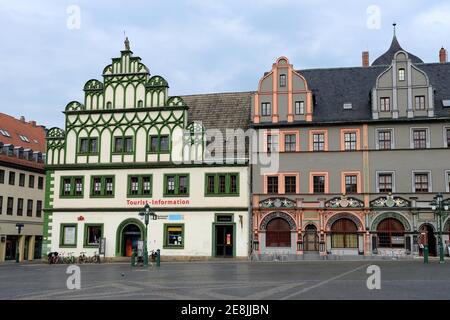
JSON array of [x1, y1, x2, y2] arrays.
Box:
[[38, 176, 44, 190], [380, 97, 390, 112], [377, 218, 405, 248], [90, 176, 115, 197], [164, 174, 189, 196], [344, 132, 357, 150], [36, 200, 42, 218], [106, 102, 112, 109], [27, 199, 33, 217], [266, 218, 291, 247], [19, 173, 25, 187], [0, 129, 11, 137], [295, 101, 305, 115], [415, 96, 426, 110], [261, 102, 271, 116], [343, 103, 352, 110], [345, 175, 358, 194], [377, 130, 392, 150], [78, 138, 98, 154], [284, 134, 296, 152], [313, 175, 325, 193], [60, 176, 84, 197], [446, 128, 450, 147], [205, 173, 239, 196], [284, 176, 296, 194], [60, 224, 77, 247], [0, 169, 4, 184], [447, 171, 450, 192], [267, 176, 279, 194], [398, 68, 405, 81], [127, 175, 152, 196], [378, 173, 393, 193], [29, 175, 35, 188], [331, 219, 358, 248], [0, 196, 2, 215], [113, 136, 133, 153], [313, 133, 325, 151], [17, 198, 23, 216], [414, 173, 429, 192], [84, 224, 103, 247], [412, 129, 427, 149], [279, 74, 286, 87], [7, 197, 13, 215], [137, 100, 144, 108], [267, 134, 278, 153], [149, 135, 170, 153], [19, 135, 29, 143], [8, 171, 15, 185], [164, 224, 184, 248]]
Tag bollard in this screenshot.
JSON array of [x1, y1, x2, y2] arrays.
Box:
[[131, 250, 137, 267], [156, 249, 161, 267], [424, 245, 429, 264]]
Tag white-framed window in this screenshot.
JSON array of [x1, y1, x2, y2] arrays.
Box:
[[375, 128, 394, 150], [376, 171, 396, 193], [415, 95, 426, 110], [267, 134, 279, 153], [279, 74, 287, 87], [343, 103, 352, 110], [380, 97, 390, 112], [295, 101, 305, 115], [398, 68, 405, 81], [444, 127, 450, 148], [410, 128, 430, 149], [261, 102, 271, 116], [412, 170, 432, 193]]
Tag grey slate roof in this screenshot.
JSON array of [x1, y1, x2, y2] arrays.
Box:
[[298, 62, 450, 122], [372, 35, 423, 66], [182, 92, 252, 131]]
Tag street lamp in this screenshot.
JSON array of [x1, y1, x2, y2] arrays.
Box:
[[430, 193, 450, 263], [15, 223, 24, 263], [138, 203, 157, 267]]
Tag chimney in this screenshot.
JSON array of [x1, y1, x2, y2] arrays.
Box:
[[19, 116, 25, 123], [439, 47, 447, 63], [362, 51, 369, 67], [30, 121, 36, 127]]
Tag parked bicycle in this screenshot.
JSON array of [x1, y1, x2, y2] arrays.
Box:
[[90, 251, 101, 264], [47, 251, 59, 264], [77, 251, 88, 264]]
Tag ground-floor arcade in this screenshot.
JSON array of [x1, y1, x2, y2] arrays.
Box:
[[0, 221, 43, 262]]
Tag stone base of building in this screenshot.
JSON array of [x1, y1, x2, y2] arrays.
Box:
[[252, 253, 415, 261]]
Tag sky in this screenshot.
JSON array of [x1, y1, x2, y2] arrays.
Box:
[[0, 0, 449, 128]]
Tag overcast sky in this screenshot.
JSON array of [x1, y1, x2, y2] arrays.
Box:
[[0, 0, 449, 128]]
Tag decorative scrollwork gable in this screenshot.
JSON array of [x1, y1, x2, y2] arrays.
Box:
[[325, 196, 364, 208], [259, 197, 296, 208], [370, 195, 410, 208], [65, 101, 85, 112]]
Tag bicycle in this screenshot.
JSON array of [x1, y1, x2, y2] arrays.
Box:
[[64, 252, 76, 264], [77, 251, 88, 264], [90, 251, 101, 264]]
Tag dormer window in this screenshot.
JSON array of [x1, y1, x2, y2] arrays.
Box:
[[261, 102, 271, 116], [398, 68, 405, 81], [415, 96, 426, 110], [0, 129, 11, 137], [343, 103, 352, 110], [295, 101, 305, 115], [279, 74, 287, 87], [19, 135, 30, 143]]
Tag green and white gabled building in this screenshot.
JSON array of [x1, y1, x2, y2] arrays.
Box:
[[43, 40, 252, 260]]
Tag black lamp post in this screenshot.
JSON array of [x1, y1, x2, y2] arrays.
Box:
[[138, 204, 157, 267], [15, 223, 24, 263], [430, 193, 450, 264]]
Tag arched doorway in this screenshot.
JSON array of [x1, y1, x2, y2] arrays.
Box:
[[377, 218, 405, 248], [419, 224, 437, 256], [116, 219, 145, 257], [331, 218, 358, 249], [303, 225, 318, 251], [266, 218, 291, 247]]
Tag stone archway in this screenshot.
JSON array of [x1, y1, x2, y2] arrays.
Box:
[[260, 212, 296, 231], [325, 212, 363, 231], [115, 218, 145, 257], [371, 212, 411, 232]]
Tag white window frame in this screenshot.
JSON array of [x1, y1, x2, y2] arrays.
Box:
[[443, 126, 450, 148], [375, 128, 395, 150], [295, 101, 305, 115], [410, 127, 430, 149], [398, 68, 405, 81], [445, 170, 450, 193], [376, 171, 396, 193], [411, 170, 432, 193]]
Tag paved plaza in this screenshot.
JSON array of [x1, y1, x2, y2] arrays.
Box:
[[0, 259, 449, 300]]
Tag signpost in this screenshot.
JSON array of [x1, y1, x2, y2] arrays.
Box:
[[99, 238, 106, 262]]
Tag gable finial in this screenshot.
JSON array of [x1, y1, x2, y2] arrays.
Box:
[[124, 31, 130, 51], [393, 22, 397, 36]]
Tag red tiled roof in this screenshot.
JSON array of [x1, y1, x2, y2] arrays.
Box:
[[0, 153, 44, 171], [0, 113, 46, 152]]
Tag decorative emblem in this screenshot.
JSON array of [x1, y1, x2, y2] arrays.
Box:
[[259, 197, 296, 208], [370, 195, 409, 208], [77, 216, 85, 221], [325, 196, 364, 208]]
